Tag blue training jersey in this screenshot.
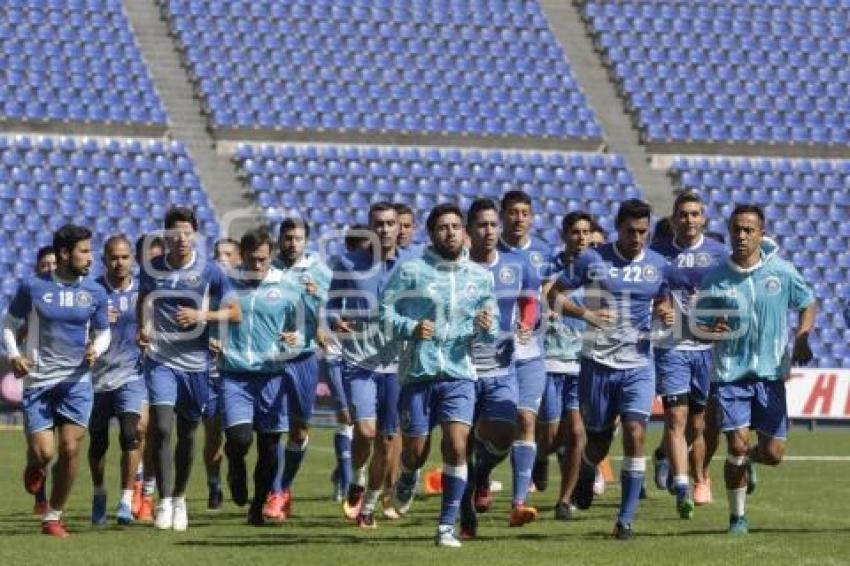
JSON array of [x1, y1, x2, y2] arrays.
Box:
[[651, 235, 727, 351], [696, 238, 815, 383], [92, 276, 141, 392], [8, 273, 109, 389], [558, 242, 673, 369], [472, 251, 536, 378], [497, 236, 549, 360], [139, 252, 235, 372]]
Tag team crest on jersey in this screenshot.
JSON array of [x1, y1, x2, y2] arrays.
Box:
[[499, 266, 516, 285], [299, 274, 311, 285], [76, 291, 92, 307], [186, 273, 201, 286], [764, 276, 782, 296], [465, 282, 480, 299], [695, 253, 713, 268], [265, 288, 283, 303], [529, 251, 544, 267], [643, 265, 660, 282], [42, 292, 53, 304]]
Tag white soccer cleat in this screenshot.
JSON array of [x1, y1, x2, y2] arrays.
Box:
[[172, 499, 189, 531], [155, 500, 173, 530], [435, 525, 462, 548]]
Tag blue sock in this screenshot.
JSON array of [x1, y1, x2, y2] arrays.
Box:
[[280, 438, 308, 491], [673, 474, 689, 503], [270, 442, 285, 493], [334, 426, 353, 492], [439, 464, 468, 527], [619, 457, 647, 525], [473, 438, 508, 489], [510, 441, 537, 505], [208, 475, 220, 491]]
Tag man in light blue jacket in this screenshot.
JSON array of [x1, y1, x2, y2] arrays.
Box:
[[382, 203, 498, 548], [215, 228, 309, 526], [695, 204, 816, 536]]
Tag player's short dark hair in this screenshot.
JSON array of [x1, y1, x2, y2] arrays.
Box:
[[561, 211, 594, 234], [53, 224, 92, 258], [615, 199, 652, 228], [466, 198, 498, 227], [591, 220, 606, 235], [279, 217, 310, 239], [652, 217, 675, 245], [368, 201, 397, 222], [103, 234, 132, 255], [672, 191, 705, 216], [164, 206, 198, 231], [214, 237, 240, 259], [344, 224, 370, 251], [500, 190, 532, 212], [427, 203, 464, 233], [36, 246, 55, 263], [240, 228, 274, 254], [135, 234, 165, 261], [730, 204, 765, 227], [392, 203, 415, 218]]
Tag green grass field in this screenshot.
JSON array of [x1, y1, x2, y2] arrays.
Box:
[[1, 425, 849, 565]]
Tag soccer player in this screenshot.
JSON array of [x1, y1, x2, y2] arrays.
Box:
[[133, 233, 165, 521], [393, 203, 417, 251], [650, 192, 725, 517], [26, 246, 57, 515], [327, 203, 409, 527], [327, 225, 371, 502], [215, 228, 307, 525], [547, 199, 675, 539], [137, 207, 241, 531], [3, 225, 110, 537], [261, 218, 331, 520], [695, 204, 815, 535], [203, 237, 241, 511], [539, 212, 594, 521], [459, 198, 536, 538], [496, 190, 550, 523], [88, 235, 146, 526], [36, 246, 57, 275], [384, 203, 497, 547]]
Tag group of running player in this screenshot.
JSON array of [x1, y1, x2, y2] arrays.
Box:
[[3, 189, 816, 546]]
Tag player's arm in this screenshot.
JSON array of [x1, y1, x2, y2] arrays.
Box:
[[379, 264, 430, 340], [547, 254, 614, 329], [3, 280, 32, 377], [692, 279, 732, 342], [136, 271, 152, 350], [653, 263, 676, 327], [473, 288, 499, 342], [326, 260, 355, 333], [85, 289, 112, 366], [788, 263, 817, 365], [175, 267, 242, 326]]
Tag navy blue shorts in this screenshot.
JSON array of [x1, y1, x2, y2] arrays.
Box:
[[579, 357, 654, 432], [24, 379, 94, 434], [343, 365, 400, 436], [539, 372, 580, 424], [714, 379, 788, 440], [144, 359, 209, 423], [474, 369, 518, 424], [90, 378, 147, 432], [655, 348, 712, 406], [400, 379, 475, 437], [221, 373, 288, 434]]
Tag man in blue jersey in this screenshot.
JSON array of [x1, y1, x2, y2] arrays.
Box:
[[458, 198, 537, 538], [548, 199, 676, 539], [213, 228, 308, 525], [538, 212, 594, 521], [88, 235, 147, 526], [137, 206, 241, 531], [258, 218, 330, 521], [327, 203, 409, 527], [650, 192, 726, 518], [3, 224, 111, 538], [384, 203, 498, 548], [327, 225, 371, 502], [490, 190, 549, 524], [394, 203, 417, 252], [133, 233, 165, 522], [695, 204, 816, 535], [202, 237, 241, 511]]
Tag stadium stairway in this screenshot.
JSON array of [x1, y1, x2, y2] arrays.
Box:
[[122, 0, 261, 237], [540, 0, 676, 211]]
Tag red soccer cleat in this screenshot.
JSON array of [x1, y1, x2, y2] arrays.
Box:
[[41, 520, 69, 539], [509, 503, 538, 527], [474, 485, 492, 514], [131, 480, 143, 517], [136, 495, 155, 522], [280, 489, 292, 519], [33, 500, 48, 516], [263, 492, 285, 521], [24, 466, 46, 496]]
